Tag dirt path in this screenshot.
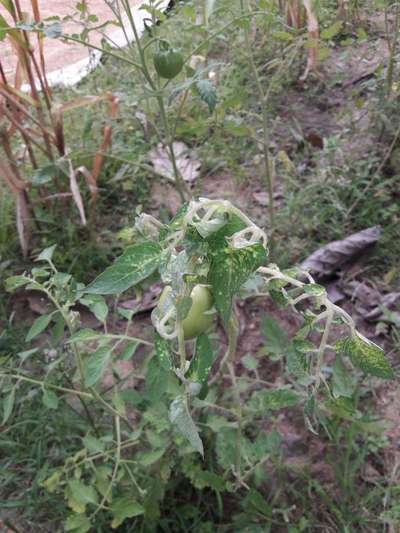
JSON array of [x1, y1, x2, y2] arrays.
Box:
[[0, 0, 159, 87]]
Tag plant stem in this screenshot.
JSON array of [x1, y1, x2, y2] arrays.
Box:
[[0, 372, 92, 399], [119, 0, 189, 201], [240, 0, 275, 251]]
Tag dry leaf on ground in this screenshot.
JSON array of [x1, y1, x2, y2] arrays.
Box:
[[149, 141, 201, 183], [300, 226, 381, 278]]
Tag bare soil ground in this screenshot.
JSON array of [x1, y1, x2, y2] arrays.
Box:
[[0, 0, 141, 82]]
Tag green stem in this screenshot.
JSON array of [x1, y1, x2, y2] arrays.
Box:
[[0, 372, 92, 399], [90, 415, 121, 519], [240, 0, 275, 251]]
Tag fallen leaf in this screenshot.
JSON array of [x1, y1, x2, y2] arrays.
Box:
[[300, 227, 381, 278], [149, 142, 201, 183]]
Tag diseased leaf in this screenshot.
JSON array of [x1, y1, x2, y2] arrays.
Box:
[[154, 333, 172, 371], [112, 392, 126, 417], [176, 296, 193, 321], [84, 347, 112, 387], [303, 284, 326, 297], [136, 448, 165, 467], [210, 243, 266, 324], [336, 333, 393, 379], [86, 242, 162, 295], [248, 389, 300, 412], [169, 395, 204, 456], [300, 227, 380, 279], [26, 313, 54, 342], [187, 333, 214, 385]]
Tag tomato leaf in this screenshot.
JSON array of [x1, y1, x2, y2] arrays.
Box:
[[209, 242, 266, 324], [67, 479, 98, 505], [35, 244, 57, 263], [42, 389, 59, 409], [248, 389, 300, 412], [110, 496, 145, 529], [26, 313, 54, 342], [195, 80, 217, 113], [5, 275, 30, 292], [169, 395, 204, 456], [84, 347, 112, 388], [2, 388, 15, 425], [336, 333, 394, 379], [187, 333, 214, 385], [64, 513, 91, 533], [154, 333, 172, 371], [260, 314, 288, 355], [146, 355, 169, 401], [86, 241, 162, 295]]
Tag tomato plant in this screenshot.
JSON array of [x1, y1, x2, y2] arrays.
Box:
[[3, 197, 394, 531]]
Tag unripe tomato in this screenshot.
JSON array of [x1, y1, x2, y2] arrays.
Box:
[[153, 46, 184, 79], [182, 285, 214, 340], [158, 284, 214, 340]]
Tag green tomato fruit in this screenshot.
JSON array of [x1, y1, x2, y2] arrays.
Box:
[[182, 285, 214, 340], [153, 48, 184, 79], [158, 284, 214, 340]]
